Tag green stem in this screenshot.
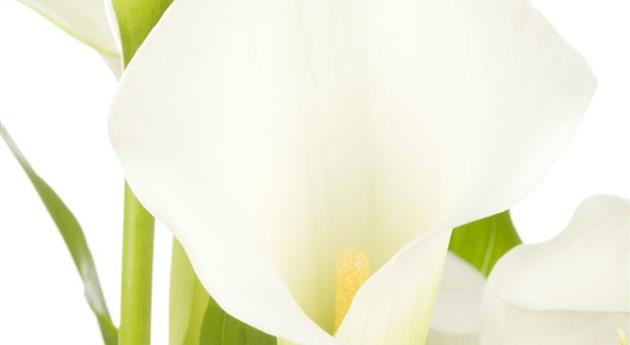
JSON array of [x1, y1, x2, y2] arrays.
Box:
[[119, 184, 155, 345], [169, 240, 209, 345], [111, 1, 174, 344]]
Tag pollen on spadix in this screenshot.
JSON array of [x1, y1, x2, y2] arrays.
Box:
[[335, 248, 371, 331], [618, 328, 628, 345]]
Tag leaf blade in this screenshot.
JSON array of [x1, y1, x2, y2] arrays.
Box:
[[0, 121, 117, 345], [170, 239, 277, 345], [170, 240, 210, 345], [200, 297, 277, 345], [448, 210, 522, 276]]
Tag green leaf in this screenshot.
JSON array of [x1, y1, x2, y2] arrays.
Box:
[[169, 239, 277, 345], [200, 297, 277, 345], [0, 121, 117, 345], [111, 0, 174, 66], [170, 240, 210, 345], [449, 211, 522, 276]]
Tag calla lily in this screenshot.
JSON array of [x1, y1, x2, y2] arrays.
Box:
[[425, 196, 630, 345], [109, 0, 595, 344], [17, 0, 121, 73], [482, 195, 630, 345], [428, 253, 485, 345]]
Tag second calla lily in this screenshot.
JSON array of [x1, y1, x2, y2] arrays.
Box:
[[109, 0, 595, 344], [426, 195, 630, 345], [482, 195, 630, 345], [17, 0, 123, 74]]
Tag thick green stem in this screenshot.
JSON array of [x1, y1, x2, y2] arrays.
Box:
[[169, 240, 210, 345], [111, 1, 173, 344], [119, 184, 155, 345]]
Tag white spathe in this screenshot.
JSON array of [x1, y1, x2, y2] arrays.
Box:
[[17, 0, 121, 67], [109, 0, 595, 344], [481, 195, 630, 345], [424, 196, 630, 345], [427, 254, 485, 345]]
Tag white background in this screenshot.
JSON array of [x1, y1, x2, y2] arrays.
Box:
[[0, 0, 628, 343]]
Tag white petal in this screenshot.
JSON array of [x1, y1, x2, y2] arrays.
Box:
[[335, 229, 452, 345], [110, 0, 595, 342], [427, 253, 485, 345], [18, 0, 120, 56], [101, 54, 123, 79], [481, 196, 630, 345]]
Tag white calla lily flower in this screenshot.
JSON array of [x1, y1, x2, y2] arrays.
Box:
[[428, 254, 485, 345], [18, 0, 121, 72], [109, 0, 595, 344], [481, 195, 630, 345], [428, 196, 630, 345]]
